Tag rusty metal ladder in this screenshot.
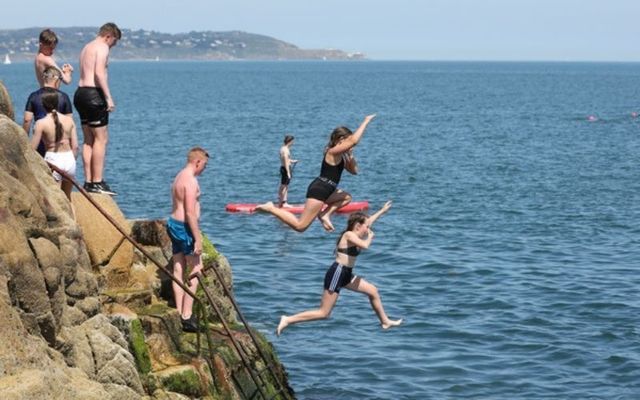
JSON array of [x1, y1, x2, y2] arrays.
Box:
[[48, 164, 294, 400]]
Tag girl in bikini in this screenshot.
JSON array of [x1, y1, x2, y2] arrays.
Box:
[[31, 91, 78, 200], [276, 201, 402, 335], [257, 114, 376, 232]]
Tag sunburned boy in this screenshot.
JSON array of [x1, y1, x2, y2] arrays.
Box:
[[35, 29, 73, 87]]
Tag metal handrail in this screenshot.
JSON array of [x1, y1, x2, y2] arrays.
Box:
[[47, 163, 292, 400], [197, 275, 269, 399], [205, 264, 291, 396]]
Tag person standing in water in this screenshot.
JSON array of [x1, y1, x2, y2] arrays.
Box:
[[257, 114, 376, 232], [166, 147, 209, 332], [278, 134, 298, 207], [30, 91, 78, 201], [276, 201, 402, 336]]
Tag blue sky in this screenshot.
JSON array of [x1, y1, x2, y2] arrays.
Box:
[[3, 0, 639, 61]]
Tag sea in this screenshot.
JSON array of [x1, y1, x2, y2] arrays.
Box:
[[2, 61, 639, 399]]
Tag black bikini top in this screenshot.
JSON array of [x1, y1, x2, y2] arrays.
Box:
[[337, 246, 360, 257]]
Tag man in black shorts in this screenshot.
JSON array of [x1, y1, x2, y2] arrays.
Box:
[[278, 134, 298, 207], [74, 22, 121, 196]]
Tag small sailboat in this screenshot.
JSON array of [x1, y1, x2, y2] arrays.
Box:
[[154, 56, 160, 62], [3, 54, 11, 65]]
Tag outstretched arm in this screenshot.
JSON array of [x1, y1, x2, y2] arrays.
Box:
[[327, 114, 376, 155], [366, 200, 392, 227], [344, 230, 375, 249]]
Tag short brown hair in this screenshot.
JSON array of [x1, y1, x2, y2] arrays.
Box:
[[187, 147, 210, 162], [39, 29, 58, 46], [99, 22, 122, 40]]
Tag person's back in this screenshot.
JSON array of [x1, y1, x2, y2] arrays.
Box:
[[35, 113, 74, 152], [77, 39, 103, 88], [170, 168, 201, 222], [30, 91, 78, 200], [23, 67, 73, 156]]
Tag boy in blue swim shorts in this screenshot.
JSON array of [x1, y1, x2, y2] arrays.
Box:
[[167, 147, 210, 332]]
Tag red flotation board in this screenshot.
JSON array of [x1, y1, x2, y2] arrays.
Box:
[[226, 201, 369, 214]]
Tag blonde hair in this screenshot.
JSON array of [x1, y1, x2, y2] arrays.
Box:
[[187, 147, 210, 162]]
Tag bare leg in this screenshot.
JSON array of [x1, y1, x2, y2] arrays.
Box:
[[256, 198, 325, 232], [346, 277, 402, 330], [318, 190, 352, 232], [276, 290, 339, 336], [278, 184, 288, 207], [81, 125, 94, 182], [181, 254, 203, 319], [171, 253, 186, 315], [90, 126, 109, 183]]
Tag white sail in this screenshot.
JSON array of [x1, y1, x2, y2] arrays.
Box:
[[3, 54, 11, 65]]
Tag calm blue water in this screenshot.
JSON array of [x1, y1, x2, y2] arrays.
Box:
[[3, 61, 640, 399]]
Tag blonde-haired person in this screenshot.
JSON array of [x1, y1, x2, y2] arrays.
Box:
[[167, 147, 209, 332], [276, 201, 402, 336], [257, 114, 376, 232], [30, 91, 78, 201]]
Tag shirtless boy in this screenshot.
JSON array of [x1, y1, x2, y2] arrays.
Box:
[[34, 29, 73, 87], [166, 147, 210, 332], [278, 135, 298, 207], [73, 22, 121, 195]]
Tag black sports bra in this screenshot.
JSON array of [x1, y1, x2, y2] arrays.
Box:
[[337, 246, 360, 257]]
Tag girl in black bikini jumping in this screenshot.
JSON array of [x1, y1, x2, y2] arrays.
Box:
[[256, 114, 376, 232], [276, 201, 402, 335]]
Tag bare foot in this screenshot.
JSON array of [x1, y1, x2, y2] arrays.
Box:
[[256, 201, 275, 213], [318, 214, 335, 232], [381, 318, 403, 330], [276, 315, 289, 336]]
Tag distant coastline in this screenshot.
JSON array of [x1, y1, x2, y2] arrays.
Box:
[[0, 27, 365, 62]]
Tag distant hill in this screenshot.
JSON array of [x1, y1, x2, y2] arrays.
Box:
[[0, 27, 365, 62]]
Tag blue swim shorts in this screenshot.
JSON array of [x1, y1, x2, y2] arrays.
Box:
[[166, 217, 195, 255]]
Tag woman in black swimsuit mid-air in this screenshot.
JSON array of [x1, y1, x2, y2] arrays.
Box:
[[276, 201, 402, 336], [256, 114, 376, 232]]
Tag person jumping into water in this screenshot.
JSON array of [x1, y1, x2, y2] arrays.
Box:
[[276, 201, 402, 336], [257, 114, 376, 232]]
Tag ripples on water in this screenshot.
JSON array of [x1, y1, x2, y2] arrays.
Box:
[[3, 61, 640, 399]]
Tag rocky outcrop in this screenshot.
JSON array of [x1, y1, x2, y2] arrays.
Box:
[[0, 86, 293, 399], [0, 81, 13, 120], [0, 114, 143, 397]]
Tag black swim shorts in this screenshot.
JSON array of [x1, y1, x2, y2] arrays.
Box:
[[323, 262, 355, 293], [280, 166, 291, 185], [74, 87, 109, 127], [305, 177, 336, 202]]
